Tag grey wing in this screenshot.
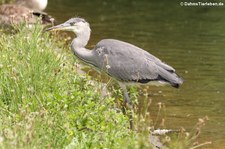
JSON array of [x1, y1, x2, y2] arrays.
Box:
[[92, 39, 183, 86]]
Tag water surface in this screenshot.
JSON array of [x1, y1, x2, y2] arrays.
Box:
[[46, 0, 225, 148]]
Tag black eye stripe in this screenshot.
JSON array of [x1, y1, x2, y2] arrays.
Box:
[[66, 18, 87, 25], [70, 22, 75, 25]]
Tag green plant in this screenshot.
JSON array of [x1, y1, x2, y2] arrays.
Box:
[[0, 22, 208, 149]]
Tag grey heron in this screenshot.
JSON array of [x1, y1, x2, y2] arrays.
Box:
[[46, 17, 183, 105], [0, 0, 54, 26]]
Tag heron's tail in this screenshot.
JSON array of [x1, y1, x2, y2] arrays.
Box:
[[158, 67, 183, 88]]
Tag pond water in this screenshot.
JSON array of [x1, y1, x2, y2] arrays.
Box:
[[46, 0, 225, 148]]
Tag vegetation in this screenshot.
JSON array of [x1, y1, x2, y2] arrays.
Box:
[[0, 23, 153, 148], [0, 22, 208, 148], [0, 0, 15, 5]]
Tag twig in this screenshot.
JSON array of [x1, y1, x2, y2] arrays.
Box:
[[190, 141, 212, 149], [151, 129, 180, 135]]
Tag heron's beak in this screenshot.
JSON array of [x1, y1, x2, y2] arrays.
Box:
[[45, 23, 71, 31]]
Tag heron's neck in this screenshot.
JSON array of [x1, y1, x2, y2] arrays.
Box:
[[71, 30, 94, 64], [72, 30, 90, 48]]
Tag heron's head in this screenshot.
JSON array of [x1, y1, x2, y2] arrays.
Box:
[[46, 17, 91, 36]]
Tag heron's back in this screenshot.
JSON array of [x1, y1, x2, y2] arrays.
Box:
[[93, 39, 183, 87]]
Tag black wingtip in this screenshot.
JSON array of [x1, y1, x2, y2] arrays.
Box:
[[172, 83, 180, 88], [171, 78, 184, 88]]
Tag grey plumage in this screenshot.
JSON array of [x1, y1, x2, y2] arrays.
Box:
[[92, 39, 182, 87], [46, 17, 183, 104]]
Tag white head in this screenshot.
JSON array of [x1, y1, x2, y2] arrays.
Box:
[[46, 17, 91, 47], [46, 18, 91, 35]]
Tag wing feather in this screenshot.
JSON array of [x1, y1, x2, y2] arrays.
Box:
[[92, 39, 182, 86]]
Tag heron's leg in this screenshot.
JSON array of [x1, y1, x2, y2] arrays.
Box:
[[119, 83, 133, 129], [118, 83, 132, 105]]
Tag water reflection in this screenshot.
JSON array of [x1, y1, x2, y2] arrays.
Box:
[[47, 0, 225, 147]]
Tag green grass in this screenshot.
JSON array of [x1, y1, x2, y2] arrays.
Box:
[[0, 23, 153, 148], [0, 0, 15, 5], [0, 23, 207, 149]]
